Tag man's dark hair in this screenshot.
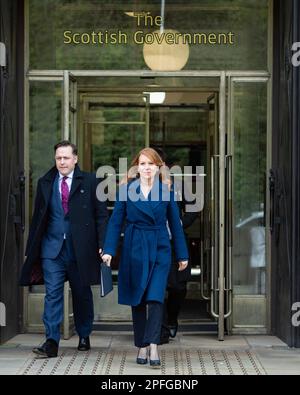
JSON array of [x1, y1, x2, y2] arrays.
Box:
[[152, 147, 167, 163], [54, 141, 78, 155]]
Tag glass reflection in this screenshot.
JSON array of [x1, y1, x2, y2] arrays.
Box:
[[232, 82, 267, 295], [29, 0, 269, 70], [29, 81, 62, 217]]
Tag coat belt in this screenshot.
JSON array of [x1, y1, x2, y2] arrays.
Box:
[[124, 222, 162, 304]]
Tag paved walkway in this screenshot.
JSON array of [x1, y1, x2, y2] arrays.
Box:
[[1, 333, 300, 375]]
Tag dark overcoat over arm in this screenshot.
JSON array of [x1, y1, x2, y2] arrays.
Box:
[[167, 193, 190, 262]]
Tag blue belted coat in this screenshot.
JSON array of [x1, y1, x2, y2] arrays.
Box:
[[103, 179, 189, 306]]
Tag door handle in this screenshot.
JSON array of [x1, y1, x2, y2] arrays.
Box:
[[19, 172, 26, 232], [224, 155, 233, 318], [10, 172, 26, 232], [210, 155, 233, 319], [269, 169, 275, 233], [200, 210, 210, 300], [210, 155, 219, 318]]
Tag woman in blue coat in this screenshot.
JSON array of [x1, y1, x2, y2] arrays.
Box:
[[102, 148, 188, 367]]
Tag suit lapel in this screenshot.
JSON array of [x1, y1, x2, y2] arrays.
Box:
[[53, 174, 64, 214], [69, 165, 83, 201], [40, 165, 83, 206]]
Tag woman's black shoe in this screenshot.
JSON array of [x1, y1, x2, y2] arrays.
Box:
[[149, 347, 161, 368], [136, 348, 148, 364], [136, 356, 148, 365], [149, 359, 161, 368]]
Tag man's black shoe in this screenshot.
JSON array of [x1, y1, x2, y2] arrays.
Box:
[[169, 323, 178, 338], [78, 336, 90, 351], [32, 339, 58, 358]]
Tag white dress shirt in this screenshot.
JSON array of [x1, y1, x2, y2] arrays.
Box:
[[58, 171, 74, 239], [58, 170, 74, 197]]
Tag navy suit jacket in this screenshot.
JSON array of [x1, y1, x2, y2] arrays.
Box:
[[40, 173, 73, 259], [20, 165, 108, 286]]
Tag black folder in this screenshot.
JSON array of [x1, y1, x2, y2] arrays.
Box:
[[100, 262, 113, 297]]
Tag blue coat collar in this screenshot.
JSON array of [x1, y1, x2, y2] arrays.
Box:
[[127, 178, 170, 222]]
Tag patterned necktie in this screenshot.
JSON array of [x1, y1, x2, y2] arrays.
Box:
[[61, 176, 69, 215]]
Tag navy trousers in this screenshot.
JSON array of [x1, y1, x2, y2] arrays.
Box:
[[131, 301, 163, 347], [42, 240, 94, 344]]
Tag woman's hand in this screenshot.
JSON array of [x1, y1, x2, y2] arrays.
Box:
[[102, 254, 112, 267], [178, 260, 188, 271]]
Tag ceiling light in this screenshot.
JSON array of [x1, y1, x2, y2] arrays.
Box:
[[143, 92, 166, 104], [143, 29, 189, 71]]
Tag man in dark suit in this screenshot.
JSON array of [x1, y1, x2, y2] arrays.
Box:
[[20, 141, 108, 358], [153, 148, 198, 345], [160, 177, 198, 344]]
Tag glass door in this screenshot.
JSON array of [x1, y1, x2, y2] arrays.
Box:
[[228, 76, 269, 332], [25, 71, 270, 338], [78, 92, 149, 323], [26, 71, 77, 339], [78, 93, 149, 172], [208, 74, 269, 338]]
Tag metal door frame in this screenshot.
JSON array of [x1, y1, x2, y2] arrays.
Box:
[[78, 92, 150, 153]]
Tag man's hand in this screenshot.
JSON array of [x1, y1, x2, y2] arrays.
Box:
[[178, 260, 188, 271], [102, 254, 112, 267]]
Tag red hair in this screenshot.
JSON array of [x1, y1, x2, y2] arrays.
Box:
[[120, 147, 171, 186]]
